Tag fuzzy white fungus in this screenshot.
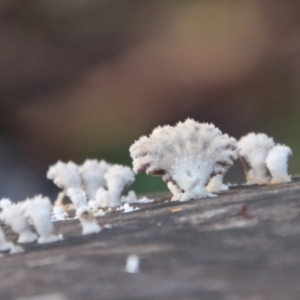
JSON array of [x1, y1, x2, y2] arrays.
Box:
[[79, 159, 111, 200], [0, 226, 14, 252], [125, 255, 140, 274], [0, 203, 38, 243], [0, 198, 12, 210], [94, 165, 135, 208], [266, 144, 292, 184], [238, 133, 275, 184], [121, 191, 138, 203], [76, 206, 101, 235], [67, 188, 101, 234], [47, 161, 81, 190], [206, 174, 229, 193], [122, 203, 139, 213], [130, 119, 238, 201], [238, 132, 292, 185], [66, 188, 87, 208], [121, 191, 153, 204], [52, 206, 68, 221], [22, 195, 63, 244]]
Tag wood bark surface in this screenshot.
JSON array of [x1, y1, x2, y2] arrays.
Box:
[[1, 179, 300, 300]]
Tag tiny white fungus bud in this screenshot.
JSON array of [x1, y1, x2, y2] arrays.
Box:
[[125, 255, 140, 274], [52, 207, 68, 222], [122, 203, 139, 213], [121, 191, 138, 203]]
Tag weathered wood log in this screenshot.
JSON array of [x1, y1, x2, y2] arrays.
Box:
[[1, 179, 300, 300]]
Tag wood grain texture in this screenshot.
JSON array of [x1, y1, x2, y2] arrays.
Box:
[[2, 179, 300, 300]]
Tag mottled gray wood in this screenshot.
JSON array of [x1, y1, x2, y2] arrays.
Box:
[[1, 179, 300, 300]]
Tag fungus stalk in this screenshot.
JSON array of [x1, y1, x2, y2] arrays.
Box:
[[238, 133, 275, 184], [266, 145, 292, 184], [76, 206, 101, 235], [206, 174, 229, 193], [79, 159, 111, 200], [22, 196, 63, 244], [67, 188, 101, 235], [0, 203, 37, 243], [95, 165, 135, 208]]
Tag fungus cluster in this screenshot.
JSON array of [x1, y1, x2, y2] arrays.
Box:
[[0, 118, 294, 256], [47, 160, 141, 210], [238, 133, 292, 185], [0, 195, 63, 250], [130, 119, 238, 200]]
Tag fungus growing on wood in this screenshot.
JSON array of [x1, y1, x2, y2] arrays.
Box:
[[94, 165, 135, 208], [66, 188, 88, 208], [47, 161, 82, 205], [238, 133, 292, 185], [22, 195, 63, 244], [67, 188, 101, 235], [238, 133, 275, 184], [79, 159, 111, 200], [76, 206, 101, 235], [130, 119, 238, 201], [266, 144, 292, 184], [206, 174, 229, 193], [0, 203, 38, 243], [0, 198, 12, 210], [52, 207, 69, 221], [121, 191, 153, 204], [0, 225, 24, 254]]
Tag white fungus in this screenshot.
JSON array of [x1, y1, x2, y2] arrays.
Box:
[[0, 203, 38, 243], [52, 207, 69, 221], [0, 198, 12, 210], [0, 216, 24, 254], [0, 226, 14, 252], [76, 206, 101, 235], [121, 191, 153, 204], [88, 200, 99, 212], [121, 191, 138, 203], [94, 188, 108, 208], [47, 161, 82, 205], [138, 197, 153, 203], [95, 209, 106, 217], [238, 133, 275, 184], [238, 132, 293, 185], [266, 144, 292, 184], [122, 203, 139, 213], [22, 195, 63, 244], [130, 119, 238, 201], [104, 165, 135, 206], [125, 255, 140, 274], [66, 188, 88, 208], [67, 188, 101, 234], [206, 174, 229, 193], [79, 159, 111, 200], [94, 165, 135, 208]]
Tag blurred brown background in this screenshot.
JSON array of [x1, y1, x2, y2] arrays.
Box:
[[1, 0, 300, 200]]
